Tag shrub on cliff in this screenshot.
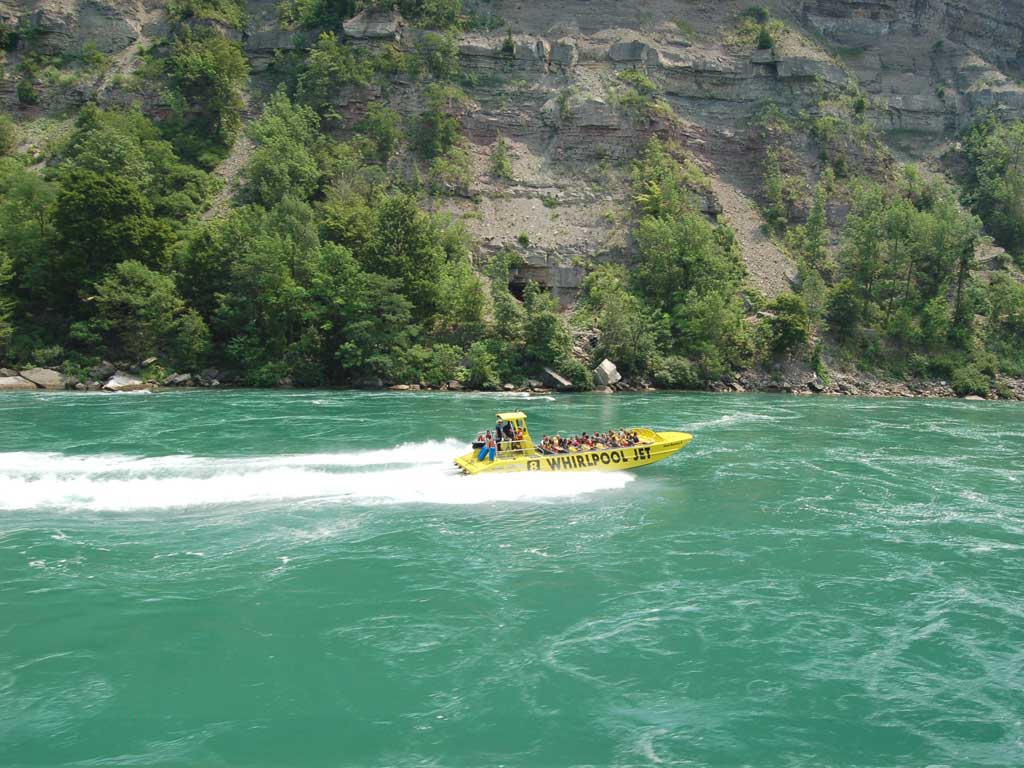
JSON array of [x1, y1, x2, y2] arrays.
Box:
[[298, 33, 374, 113], [491, 135, 513, 179], [358, 103, 403, 162], [414, 83, 466, 159], [416, 31, 459, 80], [16, 79, 38, 105], [0, 116, 16, 156], [163, 26, 248, 164], [167, 0, 247, 29]]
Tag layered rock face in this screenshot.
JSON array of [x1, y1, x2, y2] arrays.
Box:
[[0, 0, 149, 54], [2, 0, 1022, 298]]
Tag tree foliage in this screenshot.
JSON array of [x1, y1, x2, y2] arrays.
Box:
[[961, 118, 1024, 261], [164, 26, 249, 163]]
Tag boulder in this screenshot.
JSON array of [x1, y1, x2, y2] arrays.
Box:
[[502, 383, 516, 391], [0, 367, 19, 377], [389, 384, 411, 391], [343, 9, 401, 41], [549, 38, 578, 69], [608, 39, 652, 63], [197, 368, 221, 386], [0, 376, 37, 391], [90, 361, 116, 380], [103, 371, 146, 392], [141, 356, 158, 367], [593, 358, 622, 387], [542, 367, 572, 389], [963, 394, 986, 401], [594, 385, 614, 394], [163, 373, 193, 387], [19, 367, 67, 390], [446, 380, 463, 391], [808, 377, 826, 392]]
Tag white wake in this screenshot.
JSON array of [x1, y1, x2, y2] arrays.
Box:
[[0, 440, 634, 511]]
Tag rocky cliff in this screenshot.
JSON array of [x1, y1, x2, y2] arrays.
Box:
[[3, 0, 1023, 298]]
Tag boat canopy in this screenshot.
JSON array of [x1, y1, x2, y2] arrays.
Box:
[[496, 411, 527, 421]]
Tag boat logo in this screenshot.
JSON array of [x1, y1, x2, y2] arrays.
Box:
[[528, 446, 653, 471]]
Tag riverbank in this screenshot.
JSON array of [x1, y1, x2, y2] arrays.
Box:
[[2, 362, 1023, 400]]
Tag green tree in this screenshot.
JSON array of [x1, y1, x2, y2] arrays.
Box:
[[0, 115, 16, 156], [358, 102, 402, 162], [298, 32, 374, 113], [466, 340, 499, 389], [311, 242, 416, 383], [164, 26, 249, 161], [0, 250, 14, 351], [522, 282, 572, 369], [0, 161, 58, 321], [416, 31, 460, 80], [213, 198, 321, 381], [435, 254, 486, 339], [16, 78, 38, 106], [788, 168, 831, 270], [491, 134, 513, 179], [580, 265, 661, 375], [244, 88, 322, 207], [762, 148, 787, 232], [961, 119, 1024, 260], [361, 194, 446, 321], [826, 279, 860, 341], [765, 292, 810, 354], [62, 104, 216, 219], [54, 168, 173, 308], [414, 83, 465, 159], [79, 259, 209, 367]]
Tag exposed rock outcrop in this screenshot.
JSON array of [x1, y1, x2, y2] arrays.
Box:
[[103, 371, 146, 391], [0, 375, 37, 390], [594, 359, 622, 387], [19, 367, 67, 389]]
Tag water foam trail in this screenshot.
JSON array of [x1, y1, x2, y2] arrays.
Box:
[[0, 441, 634, 512]]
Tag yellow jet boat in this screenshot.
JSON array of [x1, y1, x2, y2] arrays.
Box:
[[454, 411, 692, 475]]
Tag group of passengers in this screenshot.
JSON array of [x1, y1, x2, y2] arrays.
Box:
[[473, 419, 645, 462], [474, 418, 526, 461], [538, 429, 643, 455]]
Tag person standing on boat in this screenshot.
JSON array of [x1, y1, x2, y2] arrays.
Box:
[[503, 420, 515, 449], [478, 434, 497, 462], [495, 418, 504, 451]]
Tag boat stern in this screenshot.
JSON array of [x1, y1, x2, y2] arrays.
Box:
[[454, 453, 487, 475]]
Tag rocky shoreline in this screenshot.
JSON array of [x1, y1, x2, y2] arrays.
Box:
[[1, 359, 1022, 401]]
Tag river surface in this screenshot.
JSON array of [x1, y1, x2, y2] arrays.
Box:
[[1, 390, 1022, 767]]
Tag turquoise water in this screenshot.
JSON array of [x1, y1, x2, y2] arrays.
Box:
[[1, 390, 1022, 767]]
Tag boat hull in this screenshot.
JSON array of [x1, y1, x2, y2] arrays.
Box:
[[454, 430, 692, 475]]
